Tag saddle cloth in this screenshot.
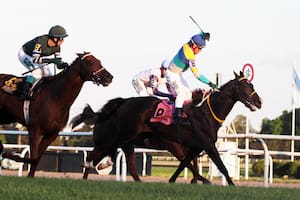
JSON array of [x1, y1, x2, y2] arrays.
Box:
[[150, 99, 187, 125], [1, 77, 24, 94]]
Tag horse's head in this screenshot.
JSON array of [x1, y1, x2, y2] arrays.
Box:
[[232, 71, 262, 111], [76, 52, 113, 86]]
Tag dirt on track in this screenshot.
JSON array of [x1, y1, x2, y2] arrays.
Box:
[[1, 169, 300, 189]]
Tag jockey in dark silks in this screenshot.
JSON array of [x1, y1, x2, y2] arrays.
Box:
[[17, 25, 68, 100]]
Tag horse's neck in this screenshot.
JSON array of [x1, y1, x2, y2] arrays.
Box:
[[210, 92, 236, 121], [49, 64, 84, 104]]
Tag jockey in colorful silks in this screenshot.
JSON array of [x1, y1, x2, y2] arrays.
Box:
[[166, 32, 217, 124]]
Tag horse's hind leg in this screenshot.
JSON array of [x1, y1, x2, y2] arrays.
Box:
[[83, 147, 105, 179], [0, 141, 33, 164], [122, 145, 141, 182]]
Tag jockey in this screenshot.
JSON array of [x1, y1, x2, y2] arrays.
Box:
[[166, 32, 217, 124], [132, 59, 175, 101], [17, 25, 69, 100]]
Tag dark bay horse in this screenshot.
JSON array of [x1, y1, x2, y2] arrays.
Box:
[[70, 104, 201, 183], [0, 52, 113, 177], [80, 71, 261, 185]]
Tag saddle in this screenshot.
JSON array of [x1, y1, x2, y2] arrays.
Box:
[[150, 99, 188, 125]]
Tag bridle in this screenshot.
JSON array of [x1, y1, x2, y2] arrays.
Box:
[[234, 77, 257, 103], [206, 76, 257, 124], [80, 53, 106, 85]]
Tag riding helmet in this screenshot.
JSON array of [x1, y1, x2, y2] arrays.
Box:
[[49, 25, 68, 39], [190, 33, 206, 48]]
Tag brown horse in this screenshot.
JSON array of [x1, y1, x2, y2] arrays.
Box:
[[78, 71, 261, 185], [0, 52, 113, 177], [70, 104, 202, 183]]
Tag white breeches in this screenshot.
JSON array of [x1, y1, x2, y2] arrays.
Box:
[[166, 69, 192, 108], [132, 77, 153, 96], [18, 48, 52, 79]]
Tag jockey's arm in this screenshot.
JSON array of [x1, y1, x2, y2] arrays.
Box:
[[150, 75, 175, 101], [189, 60, 215, 86], [153, 88, 175, 101], [32, 43, 61, 64]]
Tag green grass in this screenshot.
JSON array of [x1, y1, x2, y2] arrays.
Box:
[[0, 176, 299, 200]]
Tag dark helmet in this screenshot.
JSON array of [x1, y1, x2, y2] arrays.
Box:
[[190, 33, 206, 48], [49, 25, 68, 39]]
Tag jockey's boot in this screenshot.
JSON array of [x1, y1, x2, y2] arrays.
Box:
[[173, 108, 190, 126], [19, 82, 33, 100]]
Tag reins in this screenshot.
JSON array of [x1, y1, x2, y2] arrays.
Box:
[[207, 95, 224, 124], [202, 76, 256, 125]]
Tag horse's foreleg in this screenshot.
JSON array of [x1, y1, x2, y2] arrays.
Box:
[[28, 132, 41, 177], [28, 133, 58, 177], [186, 161, 211, 184], [169, 151, 196, 183], [190, 157, 199, 184], [122, 145, 141, 182], [205, 144, 234, 186]]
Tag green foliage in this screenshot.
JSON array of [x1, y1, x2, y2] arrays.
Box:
[[260, 108, 300, 152], [253, 160, 300, 179], [252, 160, 264, 176]]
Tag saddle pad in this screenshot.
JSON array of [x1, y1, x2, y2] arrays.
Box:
[[150, 100, 174, 125]]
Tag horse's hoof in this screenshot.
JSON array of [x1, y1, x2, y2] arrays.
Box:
[[190, 179, 197, 184], [203, 181, 212, 185], [168, 179, 176, 183]]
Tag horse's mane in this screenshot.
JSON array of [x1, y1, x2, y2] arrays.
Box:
[[191, 89, 204, 100], [97, 97, 125, 122]]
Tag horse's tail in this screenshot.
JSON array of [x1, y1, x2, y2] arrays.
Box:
[[70, 104, 97, 130], [0, 140, 4, 154], [98, 97, 125, 121]]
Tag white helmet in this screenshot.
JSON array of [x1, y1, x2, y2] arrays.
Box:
[[160, 59, 170, 69]]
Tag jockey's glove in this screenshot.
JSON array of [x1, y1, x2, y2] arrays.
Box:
[[57, 62, 69, 69], [208, 82, 217, 89], [49, 57, 62, 65]]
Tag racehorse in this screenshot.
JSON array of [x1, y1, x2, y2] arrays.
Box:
[[80, 71, 261, 185], [70, 104, 202, 183], [0, 52, 113, 177]]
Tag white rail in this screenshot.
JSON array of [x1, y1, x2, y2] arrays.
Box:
[[1, 130, 300, 187]]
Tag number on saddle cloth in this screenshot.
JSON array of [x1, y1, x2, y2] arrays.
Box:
[[1, 76, 24, 94], [150, 99, 174, 125]]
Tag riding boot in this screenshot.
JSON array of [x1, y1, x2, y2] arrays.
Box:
[[173, 108, 183, 124], [173, 108, 190, 125], [19, 82, 33, 100]]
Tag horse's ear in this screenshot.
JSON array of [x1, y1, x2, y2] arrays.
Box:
[[234, 71, 238, 78], [240, 71, 244, 77]]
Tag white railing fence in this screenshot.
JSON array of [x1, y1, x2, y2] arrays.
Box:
[[1, 130, 300, 187]]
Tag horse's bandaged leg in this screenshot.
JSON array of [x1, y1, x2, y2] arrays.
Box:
[[82, 161, 95, 169]]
